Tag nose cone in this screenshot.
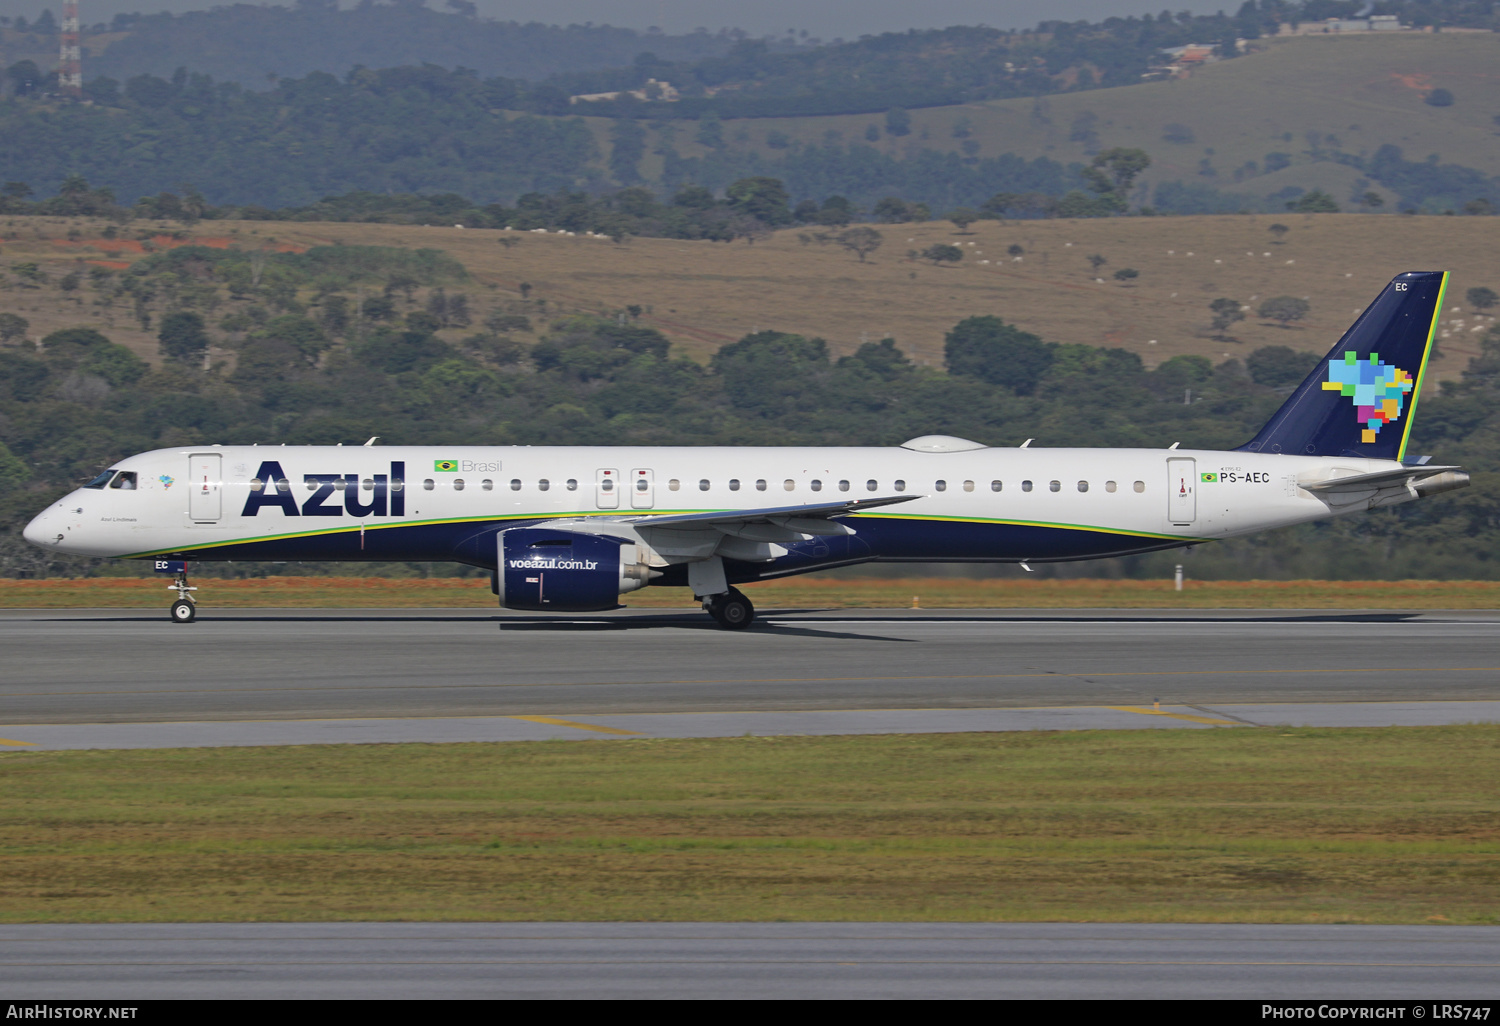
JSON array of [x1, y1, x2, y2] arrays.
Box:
[[23, 507, 56, 548]]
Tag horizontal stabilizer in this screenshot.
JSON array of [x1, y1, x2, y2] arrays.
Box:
[[1299, 464, 1468, 507]]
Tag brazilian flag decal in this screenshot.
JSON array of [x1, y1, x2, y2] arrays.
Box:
[[1201, 472, 1219, 483], [434, 460, 458, 472]]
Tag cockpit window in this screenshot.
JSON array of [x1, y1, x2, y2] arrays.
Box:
[[83, 470, 115, 489], [109, 471, 138, 490]]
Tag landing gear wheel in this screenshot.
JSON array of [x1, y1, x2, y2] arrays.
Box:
[[706, 588, 755, 631], [170, 598, 197, 624]]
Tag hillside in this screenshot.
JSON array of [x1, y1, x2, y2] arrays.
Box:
[[677, 33, 1500, 215], [2, 7, 743, 88], [3, 31, 1497, 217], [3, 213, 1495, 375]]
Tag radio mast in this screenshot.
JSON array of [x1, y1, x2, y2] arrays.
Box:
[[60, 0, 83, 99]]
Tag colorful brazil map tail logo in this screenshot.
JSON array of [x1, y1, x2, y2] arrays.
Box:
[[1321, 352, 1414, 444]]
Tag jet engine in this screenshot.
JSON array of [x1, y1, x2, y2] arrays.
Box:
[[496, 527, 656, 611]]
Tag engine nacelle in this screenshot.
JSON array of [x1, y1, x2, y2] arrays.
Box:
[[496, 527, 654, 611]]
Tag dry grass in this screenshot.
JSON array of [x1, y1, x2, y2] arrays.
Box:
[[4, 211, 1496, 377], [3, 576, 1498, 609], [1, 727, 1496, 923]]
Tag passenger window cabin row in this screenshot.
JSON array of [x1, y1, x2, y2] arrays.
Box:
[[411, 477, 1150, 494]]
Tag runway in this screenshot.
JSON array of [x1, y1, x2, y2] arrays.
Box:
[[6, 611, 1498, 999], [2, 609, 1498, 731], [5, 923, 1498, 999]]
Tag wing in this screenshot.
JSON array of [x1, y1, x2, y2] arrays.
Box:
[[624, 494, 921, 538]]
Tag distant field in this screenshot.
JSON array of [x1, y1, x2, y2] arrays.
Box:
[[3, 576, 1497, 610], [4, 212, 1496, 375], [2, 726, 1495, 923]]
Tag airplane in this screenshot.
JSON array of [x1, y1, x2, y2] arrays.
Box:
[[23, 270, 1469, 629]]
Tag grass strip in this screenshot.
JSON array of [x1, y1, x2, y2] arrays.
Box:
[[1, 726, 1497, 924], [4, 576, 1500, 609]]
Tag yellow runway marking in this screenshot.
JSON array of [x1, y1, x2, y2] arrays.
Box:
[[1109, 706, 1242, 726], [0, 738, 37, 747], [508, 715, 641, 736]]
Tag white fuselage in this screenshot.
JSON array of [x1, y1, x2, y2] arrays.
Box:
[[23, 444, 1405, 572]]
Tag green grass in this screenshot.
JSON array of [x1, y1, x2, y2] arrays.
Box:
[[2, 727, 1497, 923]]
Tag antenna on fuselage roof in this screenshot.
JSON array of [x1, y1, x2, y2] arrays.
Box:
[[364, 436, 379, 446]]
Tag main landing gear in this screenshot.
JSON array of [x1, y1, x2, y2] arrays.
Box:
[[168, 569, 198, 624], [704, 587, 755, 630]]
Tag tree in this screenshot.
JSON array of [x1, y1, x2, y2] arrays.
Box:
[[1466, 287, 1497, 314], [1209, 298, 1245, 337], [1086, 253, 1107, 275], [872, 196, 917, 223], [816, 195, 854, 227], [1268, 223, 1289, 242], [0, 313, 29, 344], [258, 314, 329, 363], [158, 312, 211, 364], [6, 61, 42, 97], [1247, 345, 1317, 388], [1007, 244, 1024, 258], [1082, 147, 1151, 204], [944, 316, 1053, 395], [1287, 190, 1339, 213], [922, 243, 963, 266], [1359, 191, 1384, 211], [694, 113, 723, 148], [1113, 268, 1139, 283], [361, 295, 396, 321], [725, 177, 792, 226], [1425, 88, 1454, 108], [947, 208, 980, 232], [884, 107, 911, 137], [1257, 296, 1311, 328], [835, 226, 883, 263]]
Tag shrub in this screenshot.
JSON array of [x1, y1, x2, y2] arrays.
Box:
[[1257, 296, 1311, 327]]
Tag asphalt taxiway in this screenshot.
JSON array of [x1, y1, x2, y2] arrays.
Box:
[[4, 922, 1498, 999]]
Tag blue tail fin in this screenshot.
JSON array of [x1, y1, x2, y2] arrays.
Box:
[[1238, 271, 1447, 461]]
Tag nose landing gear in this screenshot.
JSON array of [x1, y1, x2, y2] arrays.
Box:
[[155, 560, 198, 623]]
